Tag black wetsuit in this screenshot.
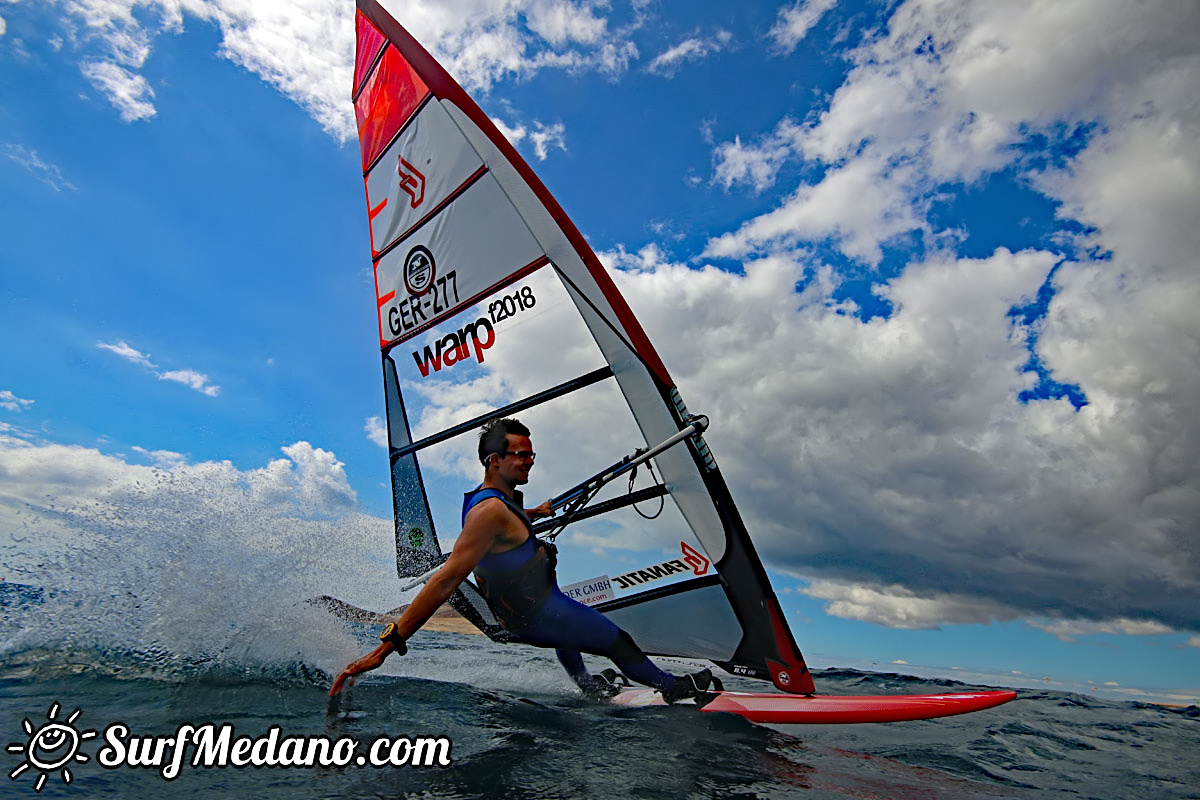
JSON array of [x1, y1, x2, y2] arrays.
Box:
[[464, 486, 675, 691]]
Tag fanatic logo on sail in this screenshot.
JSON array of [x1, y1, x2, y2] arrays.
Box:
[[612, 542, 711, 591], [397, 156, 426, 209]]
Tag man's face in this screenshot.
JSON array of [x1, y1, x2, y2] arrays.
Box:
[[497, 433, 535, 485]]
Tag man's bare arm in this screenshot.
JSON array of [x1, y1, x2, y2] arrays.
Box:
[[387, 508, 499, 640], [328, 501, 508, 696]]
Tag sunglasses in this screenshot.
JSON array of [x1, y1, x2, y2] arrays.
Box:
[[501, 450, 536, 460]]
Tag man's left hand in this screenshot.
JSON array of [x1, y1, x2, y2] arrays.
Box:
[[527, 500, 555, 519]]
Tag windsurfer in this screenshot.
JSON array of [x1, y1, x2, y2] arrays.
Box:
[[329, 417, 714, 702]]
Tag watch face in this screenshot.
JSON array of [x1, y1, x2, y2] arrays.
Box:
[[380, 623, 395, 641]]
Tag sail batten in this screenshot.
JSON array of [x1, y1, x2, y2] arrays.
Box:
[[370, 163, 488, 261], [391, 365, 615, 461], [353, 0, 815, 694], [379, 252, 550, 349]]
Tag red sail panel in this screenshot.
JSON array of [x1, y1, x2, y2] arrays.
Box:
[[353, 10, 387, 97], [354, 0, 672, 388], [355, 44, 431, 172]]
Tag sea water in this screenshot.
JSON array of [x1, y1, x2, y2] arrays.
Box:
[[1, 479, 1196, 800], [2, 612, 1196, 800]]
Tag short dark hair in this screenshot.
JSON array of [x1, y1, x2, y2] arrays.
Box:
[[478, 418, 530, 467]]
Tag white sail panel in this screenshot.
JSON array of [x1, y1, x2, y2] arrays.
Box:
[[373, 173, 547, 347], [364, 99, 485, 258]]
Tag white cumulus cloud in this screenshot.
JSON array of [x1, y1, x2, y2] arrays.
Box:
[[0, 391, 34, 412], [96, 340, 156, 369], [659, 0, 1197, 636], [42, 0, 639, 141], [158, 369, 220, 397], [605, 236, 1197, 635], [365, 416, 388, 448]]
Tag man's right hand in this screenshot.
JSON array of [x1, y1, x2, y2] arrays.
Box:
[[328, 642, 396, 696]]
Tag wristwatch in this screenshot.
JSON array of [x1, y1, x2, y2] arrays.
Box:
[[379, 622, 409, 655]]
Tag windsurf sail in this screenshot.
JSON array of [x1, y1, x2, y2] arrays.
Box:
[[352, 0, 815, 694]]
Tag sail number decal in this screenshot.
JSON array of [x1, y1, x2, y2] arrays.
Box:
[[386, 244, 460, 339], [387, 271, 459, 336]]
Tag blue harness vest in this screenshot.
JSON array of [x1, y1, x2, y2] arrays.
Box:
[[464, 487, 558, 631], [462, 488, 676, 692]]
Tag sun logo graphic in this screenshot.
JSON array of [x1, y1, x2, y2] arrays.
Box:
[[6, 703, 96, 792]]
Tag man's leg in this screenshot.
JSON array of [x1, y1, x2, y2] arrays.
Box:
[[554, 647, 593, 690], [517, 589, 677, 691], [603, 629, 675, 690], [582, 624, 717, 701]]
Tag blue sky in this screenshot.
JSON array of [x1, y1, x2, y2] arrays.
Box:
[[2, 0, 1197, 703]]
